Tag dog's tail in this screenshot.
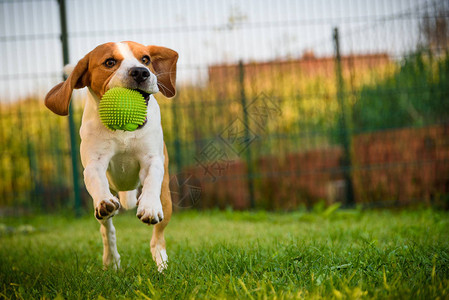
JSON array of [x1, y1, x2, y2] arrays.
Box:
[[118, 190, 138, 210], [63, 64, 75, 76]]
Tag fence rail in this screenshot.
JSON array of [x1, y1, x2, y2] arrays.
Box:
[[0, 0, 448, 214]]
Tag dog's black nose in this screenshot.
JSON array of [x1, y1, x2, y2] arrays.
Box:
[[129, 67, 150, 84]]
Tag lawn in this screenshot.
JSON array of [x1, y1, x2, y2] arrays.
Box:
[[0, 208, 448, 299]]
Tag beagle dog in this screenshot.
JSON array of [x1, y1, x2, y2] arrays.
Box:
[[45, 41, 178, 271]]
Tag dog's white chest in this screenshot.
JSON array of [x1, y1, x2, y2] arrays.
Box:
[[107, 153, 140, 191], [80, 93, 164, 192]]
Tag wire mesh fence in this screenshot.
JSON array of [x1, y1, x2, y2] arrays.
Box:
[[0, 0, 448, 214]]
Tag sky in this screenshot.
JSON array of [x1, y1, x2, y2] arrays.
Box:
[[0, 0, 437, 101]]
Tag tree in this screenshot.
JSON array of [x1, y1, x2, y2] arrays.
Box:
[[420, 1, 449, 56]]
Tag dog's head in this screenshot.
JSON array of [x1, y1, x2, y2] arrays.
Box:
[[45, 41, 178, 116]]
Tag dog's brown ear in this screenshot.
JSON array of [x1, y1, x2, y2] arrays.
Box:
[[45, 53, 90, 116], [148, 46, 178, 98]]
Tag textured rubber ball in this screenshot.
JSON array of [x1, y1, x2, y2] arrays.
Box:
[[99, 87, 147, 131]]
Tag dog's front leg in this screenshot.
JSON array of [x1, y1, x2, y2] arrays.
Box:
[[82, 152, 121, 269], [136, 155, 165, 225], [136, 155, 168, 271], [83, 161, 121, 220]]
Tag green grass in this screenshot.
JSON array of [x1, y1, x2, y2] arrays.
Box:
[[1, 208, 448, 299]]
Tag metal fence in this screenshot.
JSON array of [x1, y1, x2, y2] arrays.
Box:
[[1, 0, 448, 214]]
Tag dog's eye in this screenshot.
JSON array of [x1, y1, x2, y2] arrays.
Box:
[[104, 58, 117, 68], [142, 56, 150, 65]]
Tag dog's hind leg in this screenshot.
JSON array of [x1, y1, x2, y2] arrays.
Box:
[[99, 218, 121, 270], [150, 144, 172, 272], [118, 190, 138, 210], [150, 193, 171, 272]]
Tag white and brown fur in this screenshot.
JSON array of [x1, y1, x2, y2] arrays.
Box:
[[45, 41, 178, 271]]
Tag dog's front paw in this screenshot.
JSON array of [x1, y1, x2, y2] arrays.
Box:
[[95, 197, 120, 220], [136, 201, 164, 225]]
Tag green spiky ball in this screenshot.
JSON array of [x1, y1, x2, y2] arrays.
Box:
[[99, 87, 147, 131]]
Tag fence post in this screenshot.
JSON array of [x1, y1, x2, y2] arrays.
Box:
[[58, 0, 82, 216], [238, 60, 255, 209], [171, 95, 182, 174], [333, 27, 355, 207]]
